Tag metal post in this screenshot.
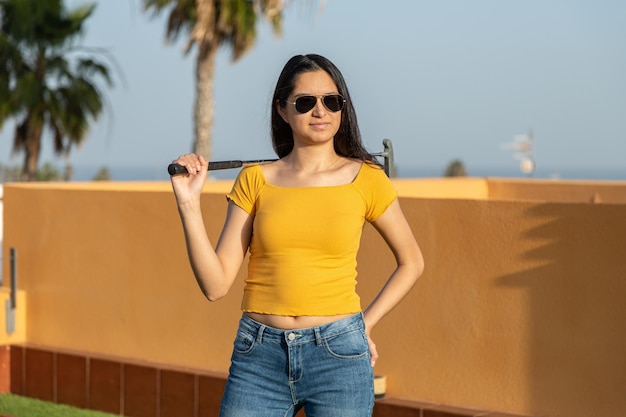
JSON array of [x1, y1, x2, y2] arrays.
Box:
[[5, 247, 16, 334], [10, 247, 16, 309]]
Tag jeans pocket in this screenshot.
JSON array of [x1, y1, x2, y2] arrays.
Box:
[[323, 328, 369, 360], [233, 329, 256, 355]]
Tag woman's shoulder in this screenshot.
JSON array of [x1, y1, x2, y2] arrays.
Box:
[[238, 164, 265, 178], [356, 160, 388, 179], [235, 164, 267, 189], [228, 164, 267, 212], [355, 161, 397, 221], [353, 160, 395, 193]]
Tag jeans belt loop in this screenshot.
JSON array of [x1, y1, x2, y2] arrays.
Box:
[[256, 324, 266, 344], [314, 327, 323, 346]]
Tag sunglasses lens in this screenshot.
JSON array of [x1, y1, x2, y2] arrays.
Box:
[[323, 95, 345, 112], [292, 95, 345, 113], [294, 96, 317, 113]]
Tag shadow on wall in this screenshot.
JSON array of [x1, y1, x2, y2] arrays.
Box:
[[497, 203, 626, 417]]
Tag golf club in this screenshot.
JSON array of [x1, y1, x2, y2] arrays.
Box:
[[168, 138, 395, 177]]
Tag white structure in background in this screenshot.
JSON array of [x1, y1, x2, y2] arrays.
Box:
[[502, 129, 535, 177]]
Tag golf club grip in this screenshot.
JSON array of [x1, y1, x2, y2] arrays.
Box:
[[168, 160, 244, 175]]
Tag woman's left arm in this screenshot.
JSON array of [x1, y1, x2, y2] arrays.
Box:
[[363, 199, 425, 365]]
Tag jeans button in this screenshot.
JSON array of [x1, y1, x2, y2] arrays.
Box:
[[288, 332, 296, 341]]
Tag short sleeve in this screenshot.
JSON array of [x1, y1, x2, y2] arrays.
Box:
[[226, 165, 265, 215], [361, 163, 398, 222]]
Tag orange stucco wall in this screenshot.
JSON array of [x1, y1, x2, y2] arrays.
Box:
[[2, 178, 625, 417]]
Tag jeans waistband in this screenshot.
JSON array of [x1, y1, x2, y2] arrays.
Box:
[[239, 313, 365, 345]]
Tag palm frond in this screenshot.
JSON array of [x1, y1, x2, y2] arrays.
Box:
[[143, 0, 196, 43], [258, 0, 283, 35], [76, 58, 114, 87]]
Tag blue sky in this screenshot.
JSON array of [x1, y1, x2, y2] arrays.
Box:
[[1, 0, 625, 180]]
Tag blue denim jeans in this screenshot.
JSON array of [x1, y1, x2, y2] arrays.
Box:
[[219, 313, 375, 417]]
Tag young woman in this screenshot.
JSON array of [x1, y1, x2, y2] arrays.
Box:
[[171, 54, 424, 417]]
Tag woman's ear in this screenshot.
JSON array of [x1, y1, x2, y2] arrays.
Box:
[[276, 99, 289, 124]]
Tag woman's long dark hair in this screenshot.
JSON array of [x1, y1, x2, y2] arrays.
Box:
[[270, 54, 379, 164]]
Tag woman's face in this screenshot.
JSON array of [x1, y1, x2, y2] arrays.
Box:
[[277, 70, 342, 148]]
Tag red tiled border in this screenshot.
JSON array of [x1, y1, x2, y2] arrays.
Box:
[[1, 344, 534, 417], [124, 364, 158, 417], [8, 345, 24, 395], [89, 358, 122, 415], [24, 347, 54, 401], [0, 345, 11, 393], [160, 370, 196, 417], [57, 353, 87, 408]]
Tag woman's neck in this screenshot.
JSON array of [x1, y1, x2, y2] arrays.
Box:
[[283, 144, 343, 173]]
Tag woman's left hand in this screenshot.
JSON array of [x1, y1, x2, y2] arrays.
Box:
[[367, 333, 379, 367]]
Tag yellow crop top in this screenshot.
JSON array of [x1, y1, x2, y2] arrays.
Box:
[[226, 162, 397, 316]]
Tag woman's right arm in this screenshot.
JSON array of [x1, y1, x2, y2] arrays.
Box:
[[171, 154, 253, 301]]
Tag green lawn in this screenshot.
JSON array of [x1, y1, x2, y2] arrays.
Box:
[[0, 394, 120, 417]]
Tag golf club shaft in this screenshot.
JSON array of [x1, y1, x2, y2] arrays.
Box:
[[167, 139, 394, 177]]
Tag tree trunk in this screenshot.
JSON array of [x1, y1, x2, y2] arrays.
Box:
[[21, 123, 43, 181], [192, 41, 217, 161]]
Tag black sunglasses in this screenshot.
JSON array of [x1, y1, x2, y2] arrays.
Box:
[[285, 94, 346, 113]]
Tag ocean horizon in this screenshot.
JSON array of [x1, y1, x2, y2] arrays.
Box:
[[67, 163, 626, 183]]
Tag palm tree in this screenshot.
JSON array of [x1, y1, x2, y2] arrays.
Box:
[[143, 0, 284, 161], [0, 0, 114, 181]]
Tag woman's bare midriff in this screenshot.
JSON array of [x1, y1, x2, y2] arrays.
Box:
[[244, 312, 355, 330]]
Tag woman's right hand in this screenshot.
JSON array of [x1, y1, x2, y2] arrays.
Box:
[[170, 154, 209, 205]]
